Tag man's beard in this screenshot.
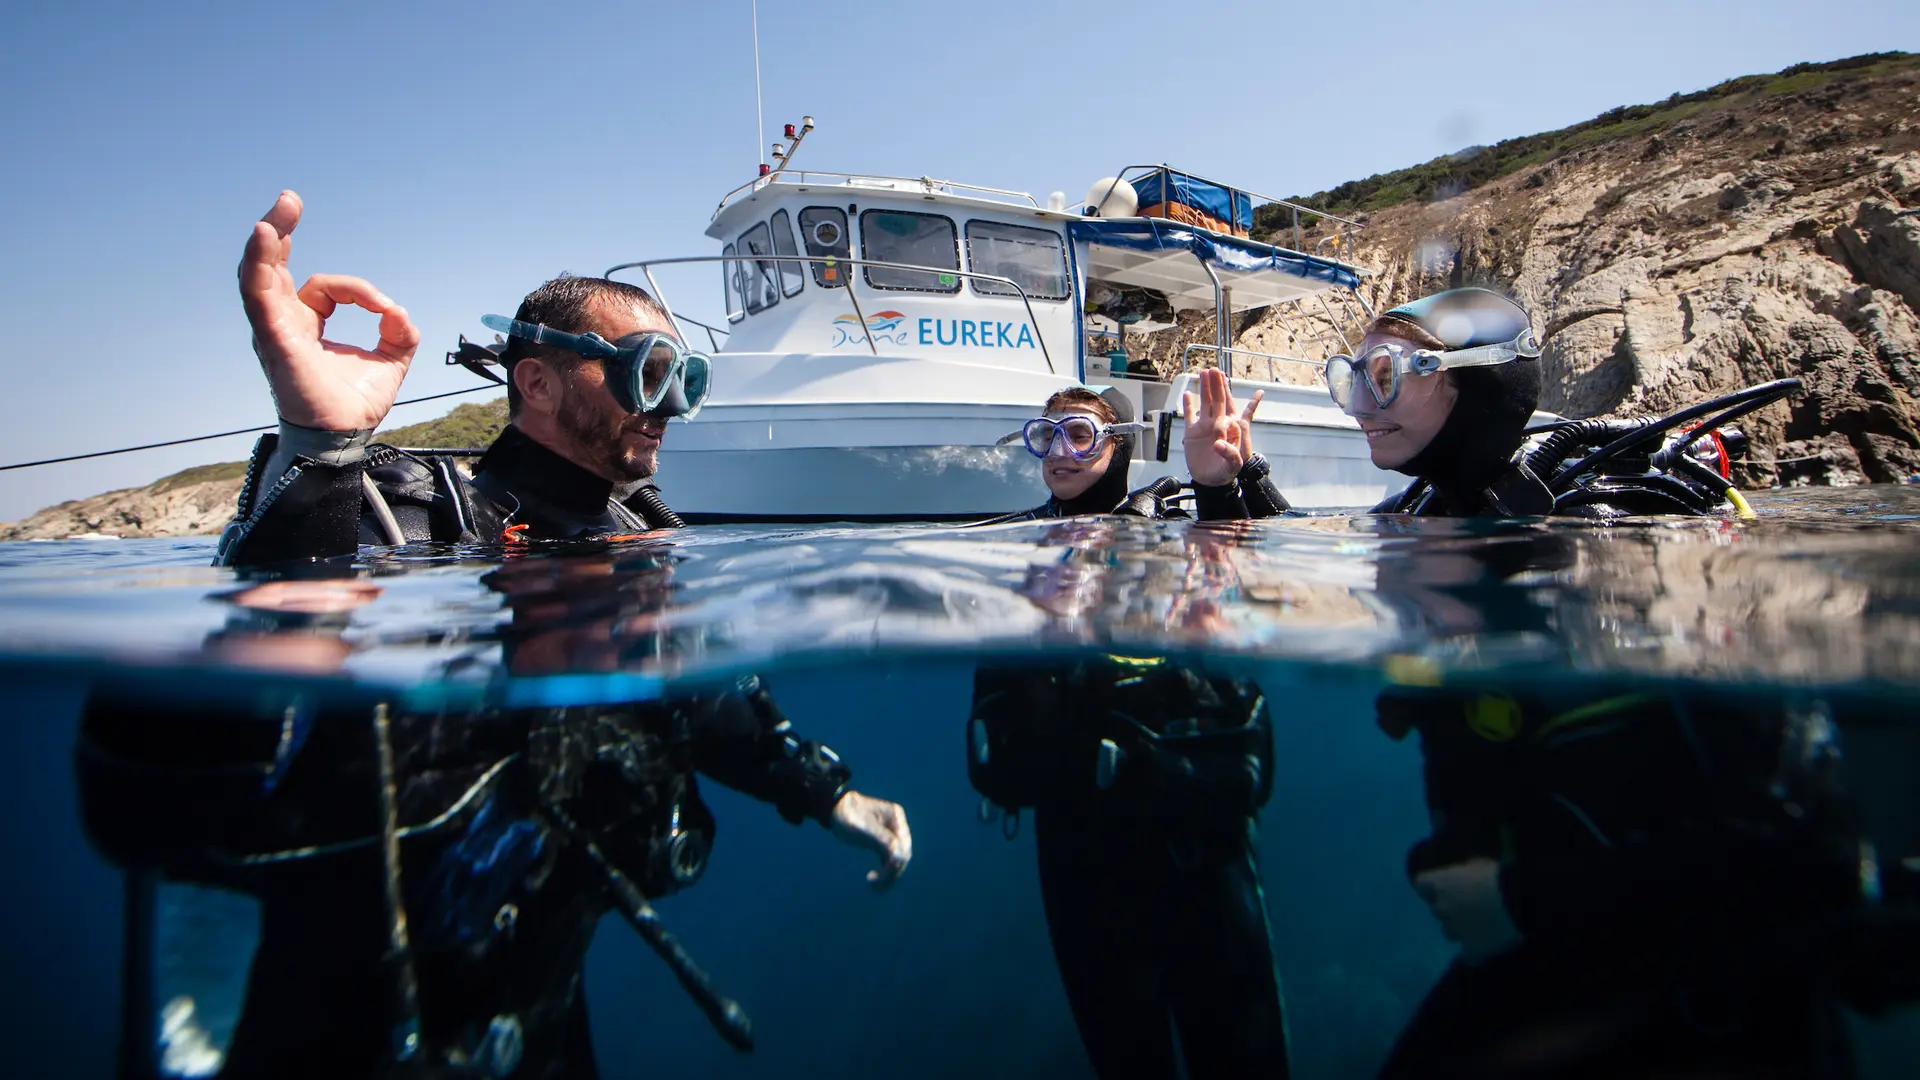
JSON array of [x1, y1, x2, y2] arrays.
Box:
[[556, 380, 656, 483]]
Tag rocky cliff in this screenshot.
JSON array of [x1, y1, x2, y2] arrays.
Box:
[[0, 400, 507, 541], [1214, 53, 1920, 488], [0, 476, 246, 542]]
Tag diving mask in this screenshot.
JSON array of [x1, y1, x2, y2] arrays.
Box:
[[482, 314, 714, 419], [1325, 329, 1542, 412], [1021, 415, 1147, 460]]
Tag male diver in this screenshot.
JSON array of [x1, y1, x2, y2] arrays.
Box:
[[965, 376, 1292, 1079], [78, 191, 912, 1078]]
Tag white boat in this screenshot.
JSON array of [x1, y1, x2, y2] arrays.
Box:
[[606, 138, 1403, 522]]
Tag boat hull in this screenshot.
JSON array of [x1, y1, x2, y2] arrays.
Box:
[[653, 402, 1399, 522]]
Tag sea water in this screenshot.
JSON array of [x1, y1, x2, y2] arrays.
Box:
[[2, 489, 1917, 1078]]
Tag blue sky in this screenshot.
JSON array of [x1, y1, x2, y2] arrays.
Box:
[[2, 0, 1915, 521]]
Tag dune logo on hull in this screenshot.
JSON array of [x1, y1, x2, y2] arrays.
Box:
[[831, 311, 909, 347]]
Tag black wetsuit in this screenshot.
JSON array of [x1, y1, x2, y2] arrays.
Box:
[[1373, 685, 1870, 1079], [80, 423, 859, 1078], [217, 423, 682, 561], [969, 659, 1288, 1080]]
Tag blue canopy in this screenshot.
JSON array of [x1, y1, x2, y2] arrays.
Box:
[[1128, 170, 1254, 232], [1068, 217, 1363, 292]]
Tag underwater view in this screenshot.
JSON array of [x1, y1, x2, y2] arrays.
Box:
[[2, 488, 1916, 1078], [6, 7, 1920, 1076]]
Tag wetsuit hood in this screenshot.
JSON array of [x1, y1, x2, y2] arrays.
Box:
[[1386, 289, 1543, 507], [1050, 437, 1135, 516]]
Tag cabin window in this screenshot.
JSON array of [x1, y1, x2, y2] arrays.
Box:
[[721, 242, 744, 324], [860, 209, 960, 294], [798, 206, 850, 288], [769, 209, 804, 298], [737, 221, 781, 314], [966, 221, 1070, 301]]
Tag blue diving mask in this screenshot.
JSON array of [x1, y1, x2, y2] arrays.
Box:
[[1021, 414, 1149, 460], [481, 314, 713, 419]]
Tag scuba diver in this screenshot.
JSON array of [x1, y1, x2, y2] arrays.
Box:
[[966, 379, 1293, 1080], [220, 191, 703, 563], [1374, 670, 1885, 1079], [80, 549, 912, 1079], [979, 368, 1292, 524], [72, 192, 914, 1078], [1326, 287, 1913, 1076], [1328, 286, 1791, 519]]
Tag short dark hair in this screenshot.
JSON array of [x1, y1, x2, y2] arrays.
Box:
[[503, 275, 671, 416], [1042, 387, 1117, 424]]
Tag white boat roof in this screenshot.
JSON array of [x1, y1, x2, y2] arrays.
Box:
[[707, 169, 1367, 308], [707, 171, 1075, 239]]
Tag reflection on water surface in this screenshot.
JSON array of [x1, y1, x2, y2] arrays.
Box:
[[1, 486, 1916, 1077]]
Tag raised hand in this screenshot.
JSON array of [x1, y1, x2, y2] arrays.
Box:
[[239, 191, 420, 432], [829, 790, 913, 889], [1182, 367, 1263, 487]]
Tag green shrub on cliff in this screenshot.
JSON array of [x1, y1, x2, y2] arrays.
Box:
[[1257, 51, 1918, 236], [377, 398, 508, 449], [149, 396, 508, 492]]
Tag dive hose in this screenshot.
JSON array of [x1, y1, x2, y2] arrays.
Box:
[[1541, 379, 1803, 493]]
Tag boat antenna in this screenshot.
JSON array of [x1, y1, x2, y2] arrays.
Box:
[[752, 0, 765, 170]]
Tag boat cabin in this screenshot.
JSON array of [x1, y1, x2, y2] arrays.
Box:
[[675, 164, 1367, 389]]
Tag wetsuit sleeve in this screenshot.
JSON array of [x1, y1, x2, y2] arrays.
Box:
[[686, 675, 852, 826], [1192, 481, 1250, 521], [215, 425, 375, 567], [1193, 455, 1291, 521]]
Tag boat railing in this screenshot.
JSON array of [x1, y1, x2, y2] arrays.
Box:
[[1098, 164, 1364, 255], [604, 254, 1057, 374], [712, 171, 1041, 219], [1181, 343, 1322, 384]]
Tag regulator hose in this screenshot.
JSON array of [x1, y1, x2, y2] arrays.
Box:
[[1521, 418, 1653, 481], [1544, 379, 1803, 494], [628, 485, 688, 530]]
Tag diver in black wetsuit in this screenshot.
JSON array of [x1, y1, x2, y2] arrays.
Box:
[[977, 371, 1292, 526], [73, 193, 913, 1079], [1330, 286, 1789, 519], [967, 374, 1292, 1080], [1323, 289, 1910, 1076], [970, 657, 1287, 1080], [1372, 671, 1882, 1079]]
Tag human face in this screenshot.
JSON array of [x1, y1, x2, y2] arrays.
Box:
[[1039, 407, 1116, 501], [550, 297, 677, 482], [1342, 331, 1458, 470]]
